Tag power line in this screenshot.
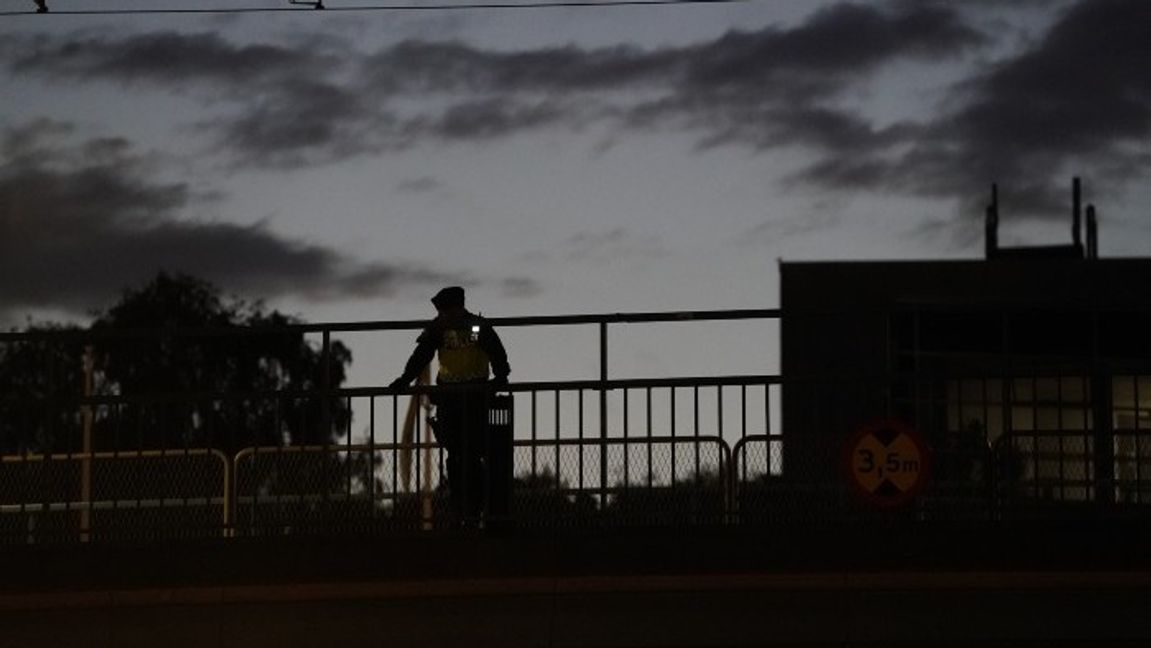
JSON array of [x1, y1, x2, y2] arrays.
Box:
[[1, 0, 752, 18]]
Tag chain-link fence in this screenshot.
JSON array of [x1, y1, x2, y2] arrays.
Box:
[[511, 436, 730, 527], [6, 306, 1151, 543], [990, 430, 1151, 519], [7, 416, 1151, 543], [232, 442, 449, 535], [0, 449, 228, 544]]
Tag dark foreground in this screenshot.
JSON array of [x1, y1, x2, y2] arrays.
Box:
[[2, 522, 1150, 647]]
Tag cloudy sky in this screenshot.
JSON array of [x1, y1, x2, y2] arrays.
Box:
[[3, 0, 1151, 386]]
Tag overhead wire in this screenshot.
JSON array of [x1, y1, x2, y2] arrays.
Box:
[[1, 0, 752, 18]]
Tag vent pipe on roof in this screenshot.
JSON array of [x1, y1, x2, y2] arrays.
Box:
[[1072, 177, 1083, 251], [983, 178, 1098, 260], [1086, 204, 1098, 260], [984, 183, 999, 259]]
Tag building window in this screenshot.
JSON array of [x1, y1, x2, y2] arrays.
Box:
[[1112, 376, 1151, 503], [947, 376, 1091, 501], [946, 375, 1151, 503]]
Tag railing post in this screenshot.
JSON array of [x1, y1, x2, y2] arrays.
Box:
[[80, 344, 94, 543], [1091, 310, 1115, 508], [321, 329, 331, 442], [221, 450, 235, 538], [600, 321, 608, 509]]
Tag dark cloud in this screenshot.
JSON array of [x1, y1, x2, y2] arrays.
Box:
[[562, 227, 667, 263], [682, 2, 984, 97], [362, 3, 980, 98], [678, 104, 920, 154], [395, 176, 441, 194], [7, 31, 340, 92], [29, 2, 1140, 245], [202, 79, 384, 169], [425, 98, 569, 140], [0, 122, 469, 318], [499, 277, 544, 299], [360, 40, 677, 95], [794, 0, 1151, 224], [4, 3, 983, 168]]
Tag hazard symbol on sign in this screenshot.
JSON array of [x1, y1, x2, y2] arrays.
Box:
[[844, 419, 931, 507]]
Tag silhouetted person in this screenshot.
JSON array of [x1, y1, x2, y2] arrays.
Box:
[[389, 286, 511, 527]]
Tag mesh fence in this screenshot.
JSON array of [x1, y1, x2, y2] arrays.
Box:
[[1115, 430, 1151, 504], [511, 437, 729, 527], [229, 437, 733, 533], [232, 444, 427, 535], [10, 401, 1151, 543], [732, 435, 862, 525], [0, 450, 227, 544], [989, 431, 1151, 517]]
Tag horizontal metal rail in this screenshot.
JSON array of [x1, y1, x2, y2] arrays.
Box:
[[0, 448, 232, 541], [990, 429, 1151, 507], [4, 293, 1151, 541], [0, 497, 226, 515], [0, 448, 229, 464], [3, 428, 1151, 543], [0, 309, 780, 342], [53, 375, 779, 406], [13, 300, 1151, 343], [231, 436, 733, 529]]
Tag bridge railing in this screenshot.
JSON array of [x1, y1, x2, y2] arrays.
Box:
[[6, 307, 1151, 543], [0, 448, 229, 544], [0, 373, 771, 542], [229, 435, 732, 535], [6, 389, 1151, 543], [992, 429, 1151, 515]]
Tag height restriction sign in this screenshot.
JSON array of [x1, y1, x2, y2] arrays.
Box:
[[844, 419, 931, 507]]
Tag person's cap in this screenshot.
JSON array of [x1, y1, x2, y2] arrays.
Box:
[[431, 286, 465, 309]]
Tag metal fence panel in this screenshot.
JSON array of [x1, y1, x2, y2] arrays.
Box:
[[0, 450, 228, 544]]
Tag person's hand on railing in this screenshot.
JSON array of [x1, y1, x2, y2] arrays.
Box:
[[387, 377, 408, 392]]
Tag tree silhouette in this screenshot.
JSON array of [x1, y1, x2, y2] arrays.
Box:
[[0, 323, 85, 455], [1, 274, 362, 540], [0, 273, 352, 455]]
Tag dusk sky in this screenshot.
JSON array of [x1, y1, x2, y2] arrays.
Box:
[[3, 0, 1151, 388]]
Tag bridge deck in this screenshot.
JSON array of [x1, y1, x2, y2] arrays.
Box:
[[3, 524, 1151, 647]]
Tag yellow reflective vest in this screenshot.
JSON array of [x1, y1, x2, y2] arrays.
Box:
[[397, 312, 510, 387], [437, 325, 491, 383]]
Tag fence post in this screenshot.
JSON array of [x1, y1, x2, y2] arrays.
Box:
[[1091, 310, 1115, 507], [600, 321, 609, 509], [321, 329, 331, 443], [80, 344, 94, 543], [222, 450, 235, 538]]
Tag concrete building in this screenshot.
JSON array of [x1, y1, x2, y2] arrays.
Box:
[[781, 180, 1151, 509]]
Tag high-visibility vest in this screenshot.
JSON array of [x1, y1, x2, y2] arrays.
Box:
[[437, 324, 491, 383]]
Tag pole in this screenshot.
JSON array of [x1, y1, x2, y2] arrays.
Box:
[[421, 401, 434, 531], [1072, 177, 1082, 250], [80, 345, 94, 542], [399, 364, 431, 492], [599, 322, 608, 508], [321, 330, 331, 441]]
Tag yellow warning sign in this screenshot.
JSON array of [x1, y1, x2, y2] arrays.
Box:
[[844, 420, 931, 507]]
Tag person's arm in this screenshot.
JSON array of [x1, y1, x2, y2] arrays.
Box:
[[480, 324, 510, 382], [389, 328, 437, 389]]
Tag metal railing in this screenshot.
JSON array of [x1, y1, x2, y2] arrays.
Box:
[[4, 308, 1151, 544], [6, 387, 1151, 543], [0, 449, 229, 543], [0, 368, 778, 542], [992, 429, 1151, 513]]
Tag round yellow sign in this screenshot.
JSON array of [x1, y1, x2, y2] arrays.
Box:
[[844, 419, 931, 507]]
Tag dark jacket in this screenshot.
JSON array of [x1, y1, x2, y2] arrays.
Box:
[[397, 310, 509, 385]]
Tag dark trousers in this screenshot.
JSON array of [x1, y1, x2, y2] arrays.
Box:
[[433, 387, 512, 522]]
